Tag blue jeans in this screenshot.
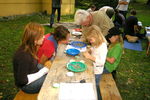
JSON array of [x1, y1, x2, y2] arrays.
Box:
[[95, 74, 102, 100], [103, 67, 110, 74], [103, 67, 117, 80], [95, 68, 110, 100], [21, 64, 47, 94]]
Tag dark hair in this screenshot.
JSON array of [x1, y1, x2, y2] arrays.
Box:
[[130, 9, 136, 15], [105, 27, 122, 43], [91, 5, 96, 9], [106, 8, 114, 18], [52, 25, 70, 42], [114, 9, 119, 14]]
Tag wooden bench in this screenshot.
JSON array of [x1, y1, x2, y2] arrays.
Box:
[[13, 90, 38, 100], [100, 73, 122, 100]]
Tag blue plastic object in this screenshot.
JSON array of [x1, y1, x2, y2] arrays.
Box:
[[124, 40, 142, 51], [66, 49, 80, 56], [70, 41, 87, 48]]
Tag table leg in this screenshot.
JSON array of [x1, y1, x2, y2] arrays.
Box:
[[146, 42, 150, 55]]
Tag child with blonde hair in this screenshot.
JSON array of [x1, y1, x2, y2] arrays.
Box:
[[83, 25, 108, 100]]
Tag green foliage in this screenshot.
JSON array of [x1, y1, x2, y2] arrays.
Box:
[[75, 0, 118, 9], [117, 46, 150, 100], [92, 0, 118, 8], [115, 1, 150, 100], [75, 0, 92, 9]]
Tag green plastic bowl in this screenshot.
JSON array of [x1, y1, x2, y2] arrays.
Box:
[[67, 62, 87, 72]]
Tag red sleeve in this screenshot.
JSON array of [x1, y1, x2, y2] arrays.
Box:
[[43, 40, 55, 57], [44, 33, 51, 39], [37, 39, 55, 61]]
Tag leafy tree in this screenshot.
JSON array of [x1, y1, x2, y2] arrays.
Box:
[[92, 0, 118, 9], [130, 0, 137, 3], [75, 0, 118, 9]]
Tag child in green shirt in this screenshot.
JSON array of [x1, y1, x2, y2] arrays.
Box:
[[104, 27, 123, 74]]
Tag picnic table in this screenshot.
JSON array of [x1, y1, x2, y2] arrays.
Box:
[[14, 22, 122, 100], [37, 31, 97, 100]]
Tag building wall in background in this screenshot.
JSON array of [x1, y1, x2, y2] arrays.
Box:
[[42, 0, 51, 14], [42, 0, 75, 15], [0, 0, 75, 17], [0, 0, 42, 16], [61, 0, 75, 15]]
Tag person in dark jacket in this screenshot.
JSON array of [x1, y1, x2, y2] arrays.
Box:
[[113, 9, 125, 29], [13, 22, 51, 93], [50, 0, 62, 28], [124, 9, 145, 42]]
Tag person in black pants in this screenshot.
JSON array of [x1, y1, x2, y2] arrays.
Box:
[[113, 9, 125, 29], [13, 22, 51, 94], [50, 0, 62, 28], [124, 9, 145, 42], [116, 0, 130, 19]]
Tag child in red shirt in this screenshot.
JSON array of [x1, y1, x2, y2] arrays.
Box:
[[37, 25, 70, 65]]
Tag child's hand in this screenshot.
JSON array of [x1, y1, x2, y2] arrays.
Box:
[[83, 51, 91, 59], [86, 45, 91, 53], [83, 51, 95, 61], [44, 61, 52, 69]]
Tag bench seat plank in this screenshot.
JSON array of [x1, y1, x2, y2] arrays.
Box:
[[100, 73, 122, 100], [14, 90, 38, 100]]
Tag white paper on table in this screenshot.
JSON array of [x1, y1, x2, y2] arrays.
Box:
[[58, 83, 97, 100], [66, 45, 87, 52]]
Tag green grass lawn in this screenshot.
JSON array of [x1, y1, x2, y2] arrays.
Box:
[[117, 1, 150, 100], [0, 1, 150, 100]]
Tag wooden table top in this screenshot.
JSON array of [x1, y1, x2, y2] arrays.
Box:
[[38, 43, 97, 100]]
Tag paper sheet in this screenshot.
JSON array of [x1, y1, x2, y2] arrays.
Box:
[[59, 83, 97, 100]]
